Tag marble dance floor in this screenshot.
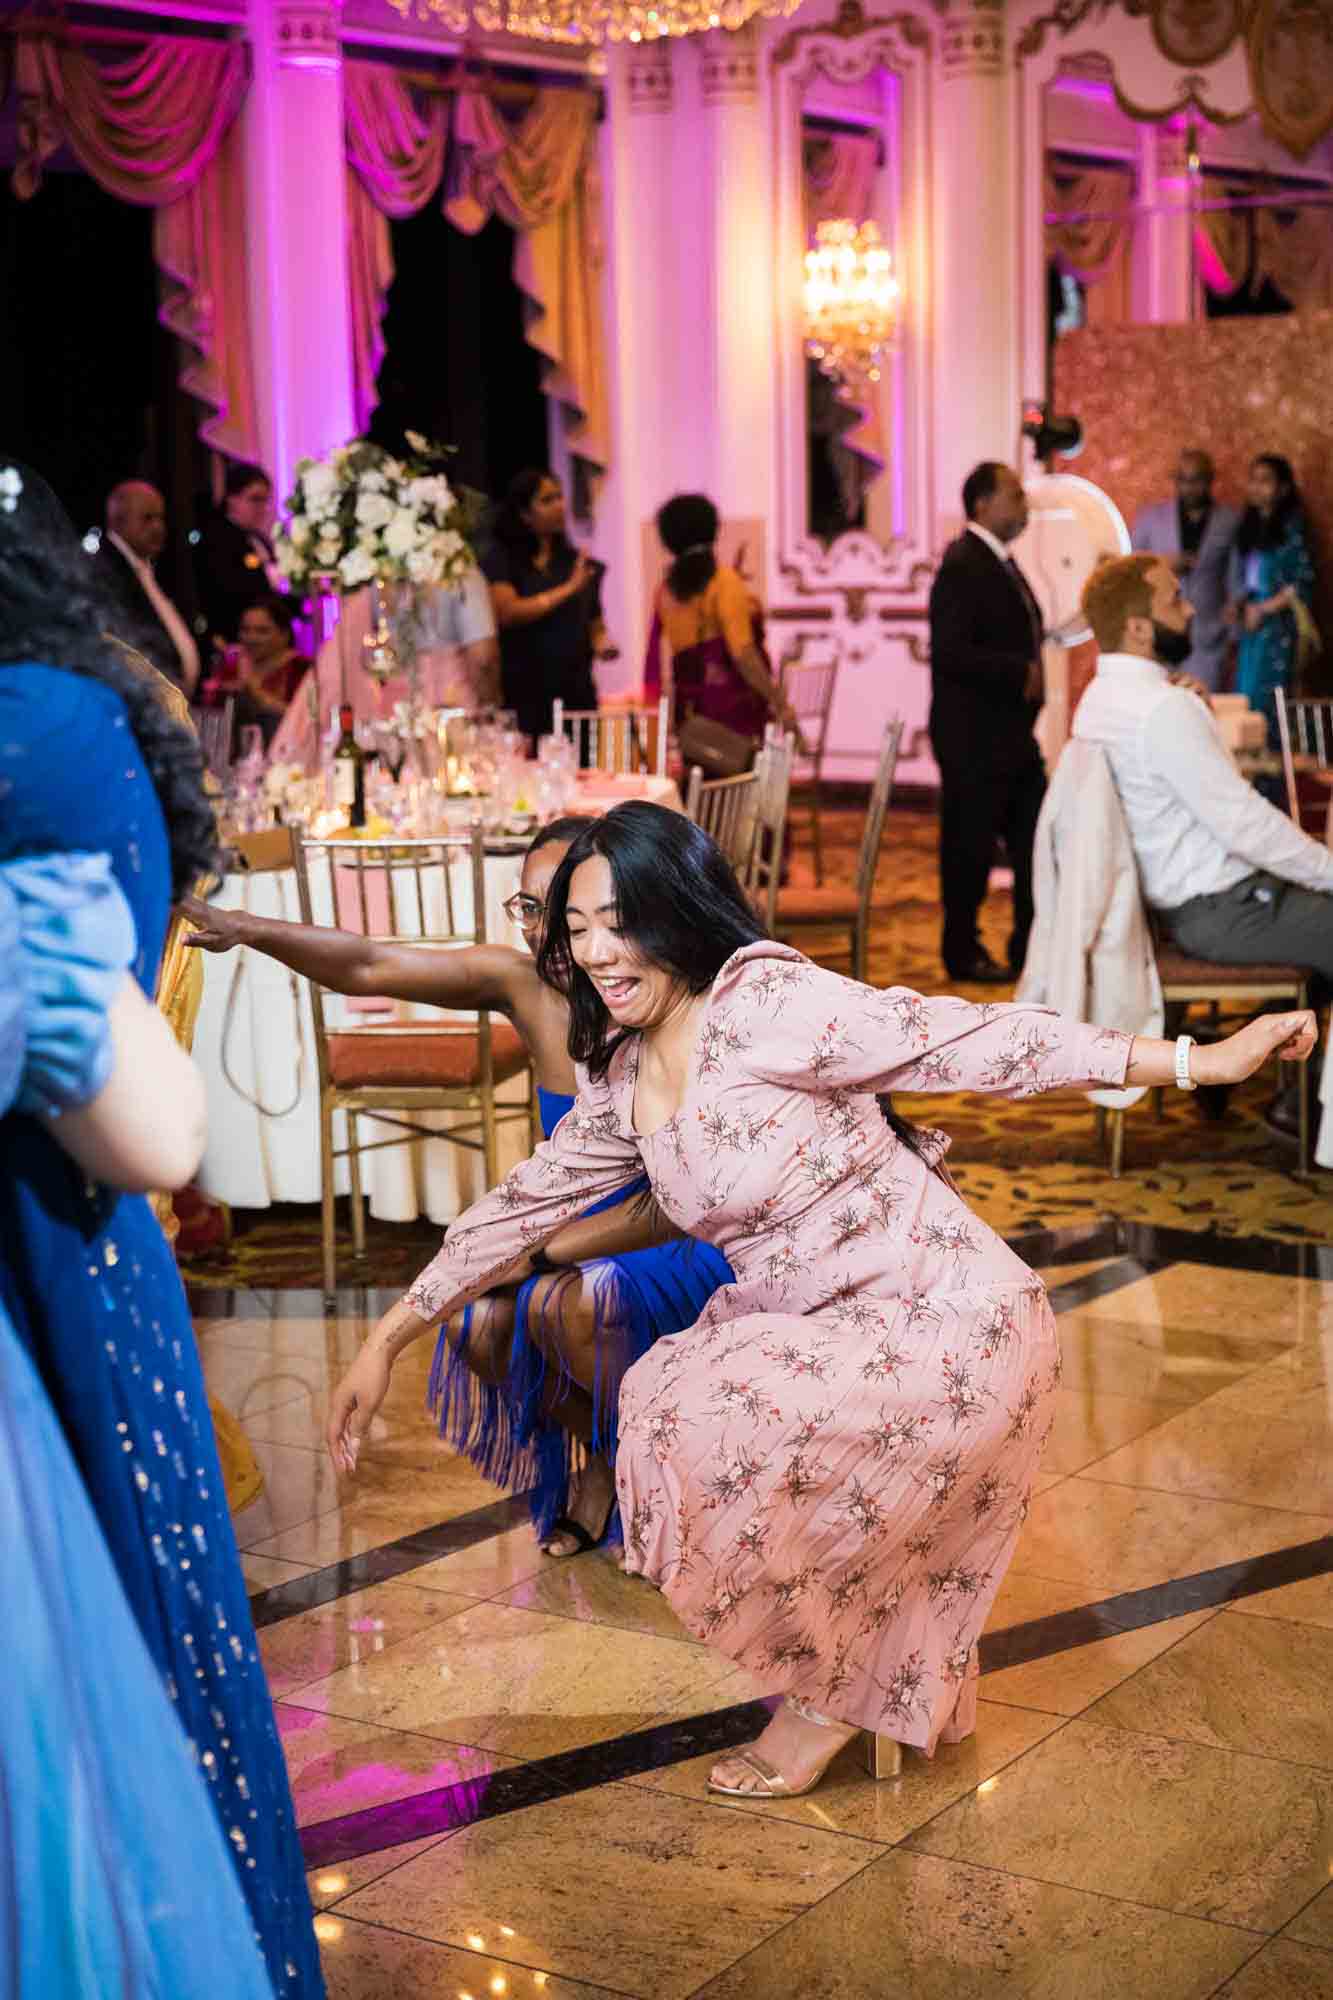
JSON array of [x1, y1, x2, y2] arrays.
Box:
[[198, 1222, 1333, 2000]]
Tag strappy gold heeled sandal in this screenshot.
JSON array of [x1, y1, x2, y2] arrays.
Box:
[[706, 1696, 903, 1798]]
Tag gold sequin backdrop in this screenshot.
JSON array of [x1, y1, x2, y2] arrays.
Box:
[[1054, 308, 1333, 667]]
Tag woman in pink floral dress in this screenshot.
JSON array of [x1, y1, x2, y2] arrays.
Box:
[[328, 803, 1314, 1799]]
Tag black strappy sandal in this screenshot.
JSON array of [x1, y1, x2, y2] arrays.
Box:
[[541, 1514, 600, 1558]]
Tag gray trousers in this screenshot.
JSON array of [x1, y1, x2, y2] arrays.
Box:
[[1164, 872, 1333, 989]]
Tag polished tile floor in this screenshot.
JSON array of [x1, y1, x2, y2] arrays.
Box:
[[198, 1224, 1333, 1999]]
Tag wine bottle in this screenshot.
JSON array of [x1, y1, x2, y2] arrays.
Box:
[[332, 703, 366, 828]]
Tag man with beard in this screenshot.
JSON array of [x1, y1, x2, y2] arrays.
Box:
[[1075, 553, 1332, 1136]]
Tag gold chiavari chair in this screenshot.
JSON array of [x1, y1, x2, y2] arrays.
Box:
[[552, 696, 670, 776], [292, 823, 534, 1298], [774, 717, 903, 983]]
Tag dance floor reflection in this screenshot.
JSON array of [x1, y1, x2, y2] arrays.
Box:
[[198, 1223, 1333, 1999]]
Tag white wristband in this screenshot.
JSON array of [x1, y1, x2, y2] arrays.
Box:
[[1174, 1035, 1197, 1092]]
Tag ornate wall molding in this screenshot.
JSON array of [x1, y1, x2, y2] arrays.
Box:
[[696, 20, 760, 103], [941, 0, 1006, 80], [626, 38, 674, 113], [276, 1, 341, 65], [770, 0, 938, 601]]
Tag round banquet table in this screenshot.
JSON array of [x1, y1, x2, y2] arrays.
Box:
[[192, 770, 682, 1223]]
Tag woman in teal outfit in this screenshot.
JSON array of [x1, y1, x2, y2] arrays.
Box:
[[1230, 453, 1316, 748], [0, 467, 323, 1997], [0, 852, 275, 1999]]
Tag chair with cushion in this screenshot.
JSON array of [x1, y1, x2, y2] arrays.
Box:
[[292, 824, 534, 1298], [775, 717, 903, 983], [1099, 934, 1311, 1179], [552, 697, 669, 777], [779, 646, 840, 884]]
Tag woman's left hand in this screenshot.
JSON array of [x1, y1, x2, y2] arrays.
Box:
[[1243, 601, 1266, 634], [1193, 1011, 1317, 1087]]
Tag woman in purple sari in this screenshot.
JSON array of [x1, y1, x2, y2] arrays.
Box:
[[645, 494, 802, 760]]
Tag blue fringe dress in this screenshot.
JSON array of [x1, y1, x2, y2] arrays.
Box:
[[428, 1085, 734, 1540]]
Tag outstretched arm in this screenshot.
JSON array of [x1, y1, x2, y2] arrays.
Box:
[[732, 953, 1313, 1101], [180, 895, 524, 1012], [327, 1075, 645, 1469]]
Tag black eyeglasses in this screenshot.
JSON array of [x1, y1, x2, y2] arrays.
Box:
[[502, 893, 544, 926]]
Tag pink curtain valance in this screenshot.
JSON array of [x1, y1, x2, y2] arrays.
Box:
[[10, 30, 258, 465], [12, 32, 248, 205]]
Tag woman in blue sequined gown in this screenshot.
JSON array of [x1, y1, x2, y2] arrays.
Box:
[[0, 852, 275, 1999], [0, 481, 324, 2000], [183, 819, 735, 1555]]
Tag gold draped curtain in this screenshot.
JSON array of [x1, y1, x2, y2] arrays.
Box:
[[1196, 190, 1333, 309], [10, 27, 259, 464], [1045, 163, 1134, 325], [347, 67, 609, 480]]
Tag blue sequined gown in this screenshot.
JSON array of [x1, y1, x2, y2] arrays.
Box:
[[0, 666, 323, 1999], [429, 1083, 735, 1540], [0, 853, 275, 1999]]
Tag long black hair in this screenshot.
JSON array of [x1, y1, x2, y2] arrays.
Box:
[[0, 459, 218, 898], [493, 468, 574, 568], [537, 799, 926, 1155], [536, 801, 765, 1076], [526, 814, 589, 860], [656, 493, 719, 604], [1236, 453, 1305, 555]]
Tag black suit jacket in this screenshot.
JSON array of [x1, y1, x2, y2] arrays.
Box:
[[94, 538, 189, 689], [194, 512, 273, 646], [928, 531, 1043, 767]]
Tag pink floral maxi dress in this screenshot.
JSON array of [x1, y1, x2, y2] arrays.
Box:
[[405, 944, 1131, 1753]]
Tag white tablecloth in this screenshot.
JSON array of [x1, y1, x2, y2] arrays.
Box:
[[193, 845, 532, 1223], [194, 770, 685, 1221]]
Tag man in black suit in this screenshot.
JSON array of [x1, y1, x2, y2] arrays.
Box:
[[928, 461, 1045, 985], [95, 481, 200, 696]]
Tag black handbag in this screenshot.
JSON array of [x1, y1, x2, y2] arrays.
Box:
[[677, 712, 756, 778]]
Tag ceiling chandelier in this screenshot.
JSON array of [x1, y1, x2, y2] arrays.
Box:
[[385, 0, 799, 43], [804, 219, 899, 401]]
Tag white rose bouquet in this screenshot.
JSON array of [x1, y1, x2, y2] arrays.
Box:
[[272, 432, 477, 599]]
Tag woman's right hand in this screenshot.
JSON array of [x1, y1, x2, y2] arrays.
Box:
[[178, 895, 246, 952], [565, 553, 593, 598], [326, 1339, 393, 1474]]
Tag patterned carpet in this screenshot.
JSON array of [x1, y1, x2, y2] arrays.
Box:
[[180, 800, 1331, 1288]]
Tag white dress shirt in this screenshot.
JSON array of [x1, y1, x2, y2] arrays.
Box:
[[108, 532, 200, 692], [966, 520, 1010, 565], [1073, 651, 1333, 908]]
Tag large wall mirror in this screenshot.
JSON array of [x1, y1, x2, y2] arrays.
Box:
[[772, 1, 935, 597]]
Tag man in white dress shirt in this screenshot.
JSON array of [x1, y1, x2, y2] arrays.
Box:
[[1075, 552, 1332, 1131], [96, 481, 200, 696]]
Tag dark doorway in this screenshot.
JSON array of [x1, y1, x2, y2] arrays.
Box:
[[368, 208, 547, 508]]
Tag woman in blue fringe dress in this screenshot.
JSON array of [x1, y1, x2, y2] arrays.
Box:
[[0, 469, 324, 1999], [184, 819, 736, 1556]]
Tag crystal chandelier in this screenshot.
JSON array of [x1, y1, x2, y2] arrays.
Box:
[[804, 219, 899, 401], [385, 0, 798, 43]]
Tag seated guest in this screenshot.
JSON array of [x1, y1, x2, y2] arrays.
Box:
[[193, 461, 277, 650], [95, 481, 199, 696], [228, 594, 311, 748], [1075, 552, 1333, 1134], [268, 564, 499, 770], [646, 493, 801, 763], [483, 469, 614, 746], [1131, 447, 1240, 693], [1228, 453, 1316, 747]]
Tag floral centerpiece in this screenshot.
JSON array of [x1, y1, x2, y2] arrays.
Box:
[[273, 431, 476, 599]]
